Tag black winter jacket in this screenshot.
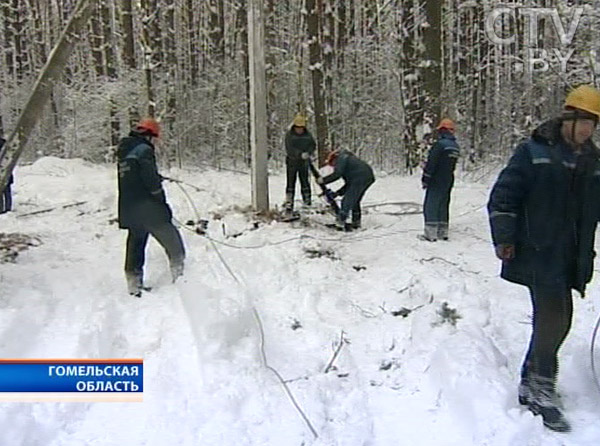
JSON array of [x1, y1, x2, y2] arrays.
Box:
[[322, 150, 375, 189], [284, 128, 316, 162], [117, 131, 171, 229], [488, 119, 600, 295], [422, 131, 460, 189]]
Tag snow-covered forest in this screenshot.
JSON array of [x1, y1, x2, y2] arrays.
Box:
[[2, 1, 600, 170], [2, 0, 600, 445]]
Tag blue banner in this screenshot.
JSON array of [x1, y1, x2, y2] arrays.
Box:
[[0, 360, 143, 393]]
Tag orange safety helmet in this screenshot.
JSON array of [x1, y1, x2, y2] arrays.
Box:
[[136, 118, 161, 138], [437, 118, 455, 132]]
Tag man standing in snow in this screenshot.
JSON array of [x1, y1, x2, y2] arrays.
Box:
[[283, 113, 316, 214], [488, 85, 600, 432], [117, 118, 185, 297], [0, 137, 13, 214], [421, 118, 460, 241], [318, 148, 375, 230]]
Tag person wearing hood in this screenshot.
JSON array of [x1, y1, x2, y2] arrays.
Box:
[[421, 119, 460, 241], [488, 85, 600, 432], [117, 118, 185, 297], [283, 113, 316, 213]]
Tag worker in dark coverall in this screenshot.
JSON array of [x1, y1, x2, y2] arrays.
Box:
[[421, 118, 460, 241], [117, 118, 185, 297], [318, 149, 375, 230], [0, 137, 13, 214], [284, 113, 316, 213], [488, 85, 600, 432]]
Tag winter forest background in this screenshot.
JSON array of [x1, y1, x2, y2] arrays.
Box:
[[1, 0, 600, 173]]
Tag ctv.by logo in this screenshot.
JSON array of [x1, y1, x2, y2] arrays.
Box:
[[485, 6, 596, 74]]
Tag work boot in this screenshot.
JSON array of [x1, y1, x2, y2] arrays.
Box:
[[284, 192, 294, 213], [301, 190, 311, 207], [351, 209, 361, 229], [125, 272, 143, 298], [423, 223, 438, 241], [334, 212, 351, 231], [170, 262, 184, 283], [438, 223, 449, 240], [521, 376, 571, 433]]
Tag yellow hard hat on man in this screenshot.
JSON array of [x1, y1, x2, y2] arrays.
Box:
[[293, 113, 307, 127], [564, 85, 600, 119]]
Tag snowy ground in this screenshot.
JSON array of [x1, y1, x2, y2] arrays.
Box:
[[1, 156, 600, 445]]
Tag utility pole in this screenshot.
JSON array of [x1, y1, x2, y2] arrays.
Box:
[[247, 0, 269, 212]]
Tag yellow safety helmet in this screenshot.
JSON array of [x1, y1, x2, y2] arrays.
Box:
[[564, 85, 600, 119], [293, 113, 307, 127]]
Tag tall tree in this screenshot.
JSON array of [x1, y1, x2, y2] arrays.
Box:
[[305, 0, 330, 163], [0, 0, 97, 190]]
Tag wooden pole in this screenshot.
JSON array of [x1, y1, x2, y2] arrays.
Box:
[[247, 0, 270, 212]]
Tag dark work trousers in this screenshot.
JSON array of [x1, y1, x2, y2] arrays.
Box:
[[0, 184, 12, 213], [285, 159, 311, 207], [520, 284, 573, 387], [423, 184, 452, 225], [125, 221, 185, 279], [339, 178, 375, 223]]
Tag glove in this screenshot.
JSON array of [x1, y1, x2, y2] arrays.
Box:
[[301, 152, 310, 160], [495, 244, 515, 261], [324, 189, 336, 202]]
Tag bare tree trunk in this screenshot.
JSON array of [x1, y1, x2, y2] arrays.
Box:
[[323, 0, 335, 147], [101, 2, 116, 79], [164, 0, 177, 153], [236, 0, 251, 166], [120, 0, 136, 70], [186, 0, 199, 86], [12, 0, 29, 80], [140, 0, 157, 117], [306, 0, 330, 164], [89, 3, 104, 78], [422, 0, 442, 123], [0, 0, 97, 190], [2, 2, 16, 80], [208, 0, 225, 61]]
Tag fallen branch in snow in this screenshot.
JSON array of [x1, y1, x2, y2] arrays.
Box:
[[16, 201, 87, 218], [0, 233, 42, 262], [394, 284, 414, 294], [324, 330, 348, 374], [349, 301, 383, 318], [419, 256, 459, 267], [419, 256, 482, 275]]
